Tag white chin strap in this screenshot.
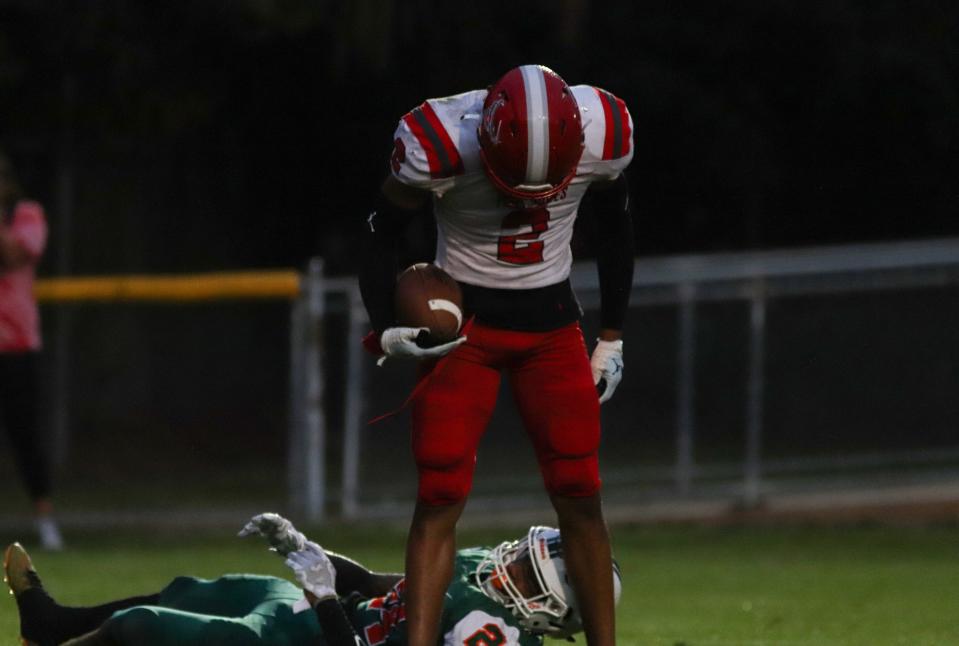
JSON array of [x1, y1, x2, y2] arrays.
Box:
[[514, 182, 553, 193]]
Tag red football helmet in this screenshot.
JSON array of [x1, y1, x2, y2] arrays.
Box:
[[478, 65, 584, 202]]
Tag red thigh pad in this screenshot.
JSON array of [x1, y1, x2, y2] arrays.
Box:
[[508, 323, 602, 497], [411, 345, 501, 505]]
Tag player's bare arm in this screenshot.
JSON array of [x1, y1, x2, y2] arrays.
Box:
[[324, 550, 403, 597]]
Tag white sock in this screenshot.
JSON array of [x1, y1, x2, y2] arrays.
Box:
[[36, 516, 64, 551]]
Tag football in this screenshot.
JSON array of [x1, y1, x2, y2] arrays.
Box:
[[394, 263, 463, 345]]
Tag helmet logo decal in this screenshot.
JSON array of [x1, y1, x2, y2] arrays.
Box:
[[482, 96, 505, 146], [520, 65, 550, 184]]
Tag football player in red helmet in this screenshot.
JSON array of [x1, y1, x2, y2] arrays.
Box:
[[360, 64, 635, 646]]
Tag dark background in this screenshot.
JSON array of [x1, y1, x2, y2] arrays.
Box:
[[1, 0, 957, 277], [1, 2, 958, 511]]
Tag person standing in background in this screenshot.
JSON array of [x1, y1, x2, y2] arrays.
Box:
[[0, 149, 63, 551]]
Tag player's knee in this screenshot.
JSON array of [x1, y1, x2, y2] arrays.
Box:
[[542, 454, 600, 497], [414, 439, 476, 505], [417, 460, 473, 506]]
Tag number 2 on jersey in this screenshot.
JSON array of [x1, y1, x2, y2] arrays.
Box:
[[464, 622, 507, 646], [497, 207, 549, 265]]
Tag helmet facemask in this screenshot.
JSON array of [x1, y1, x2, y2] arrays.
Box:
[[476, 526, 578, 636], [476, 526, 623, 638]]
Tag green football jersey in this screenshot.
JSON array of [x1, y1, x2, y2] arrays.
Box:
[[347, 548, 542, 646], [100, 549, 543, 645]]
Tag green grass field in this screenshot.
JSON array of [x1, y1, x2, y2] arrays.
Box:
[[1, 523, 957, 645]]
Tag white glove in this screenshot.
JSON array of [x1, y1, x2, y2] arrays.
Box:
[[285, 541, 337, 601], [238, 512, 307, 556], [377, 326, 466, 365], [590, 339, 624, 404]]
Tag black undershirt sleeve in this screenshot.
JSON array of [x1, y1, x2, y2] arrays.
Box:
[[357, 194, 421, 334], [586, 173, 635, 331]]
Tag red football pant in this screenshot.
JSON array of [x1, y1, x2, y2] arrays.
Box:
[[411, 321, 601, 506]]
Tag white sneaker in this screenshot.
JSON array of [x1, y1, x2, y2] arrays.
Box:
[[35, 517, 64, 551]]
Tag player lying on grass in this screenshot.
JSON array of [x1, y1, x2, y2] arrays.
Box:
[[4, 513, 621, 645]]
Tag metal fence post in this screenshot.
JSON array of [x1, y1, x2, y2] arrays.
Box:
[[676, 282, 697, 494], [340, 284, 367, 518], [288, 258, 326, 522], [50, 73, 78, 467], [287, 294, 306, 515], [743, 278, 767, 507]]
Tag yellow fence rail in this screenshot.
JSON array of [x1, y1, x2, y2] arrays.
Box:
[[34, 270, 302, 303]]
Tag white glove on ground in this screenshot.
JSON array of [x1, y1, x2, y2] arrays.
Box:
[[590, 339, 624, 404], [378, 326, 466, 365], [286, 541, 337, 601], [238, 512, 307, 556]]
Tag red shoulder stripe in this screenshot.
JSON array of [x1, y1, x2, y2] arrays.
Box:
[[402, 102, 464, 179], [596, 89, 632, 161]]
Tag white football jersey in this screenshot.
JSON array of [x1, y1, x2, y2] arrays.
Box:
[[390, 85, 634, 290]]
